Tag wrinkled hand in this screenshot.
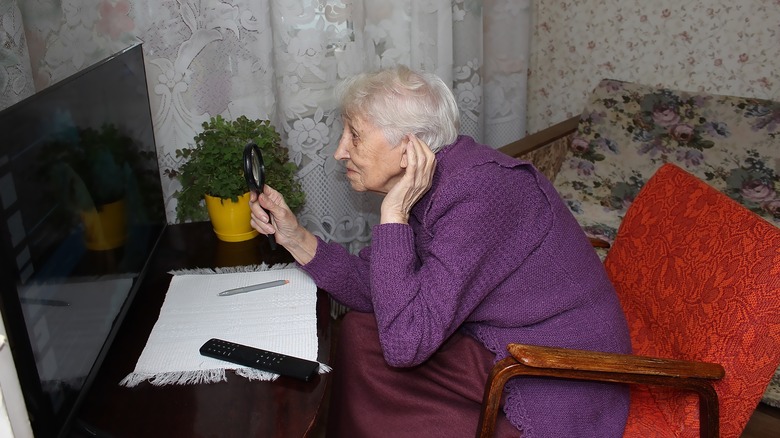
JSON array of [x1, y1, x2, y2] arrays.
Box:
[[250, 185, 316, 264], [250, 185, 294, 242], [381, 134, 436, 224]]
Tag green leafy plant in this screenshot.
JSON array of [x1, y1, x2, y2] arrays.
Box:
[[166, 115, 305, 222], [42, 123, 158, 211]]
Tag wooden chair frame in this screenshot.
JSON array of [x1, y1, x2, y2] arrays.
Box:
[[476, 344, 725, 438]]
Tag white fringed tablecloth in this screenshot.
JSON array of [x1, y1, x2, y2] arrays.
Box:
[[120, 266, 329, 387]]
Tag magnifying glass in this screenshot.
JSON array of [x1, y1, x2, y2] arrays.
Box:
[[243, 142, 277, 250]]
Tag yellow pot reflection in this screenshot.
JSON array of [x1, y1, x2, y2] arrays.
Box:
[[80, 199, 127, 251]]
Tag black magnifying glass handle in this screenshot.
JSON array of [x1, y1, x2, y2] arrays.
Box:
[[243, 143, 277, 250]]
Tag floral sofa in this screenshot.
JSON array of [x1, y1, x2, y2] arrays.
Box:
[[500, 78, 780, 407]]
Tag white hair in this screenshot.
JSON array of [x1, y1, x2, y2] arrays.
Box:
[[335, 65, 460, 152]]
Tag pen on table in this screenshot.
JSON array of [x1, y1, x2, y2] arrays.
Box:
[[218, 279, 289, 297]]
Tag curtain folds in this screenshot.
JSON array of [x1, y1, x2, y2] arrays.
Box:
[[1, 0, 530, 252]]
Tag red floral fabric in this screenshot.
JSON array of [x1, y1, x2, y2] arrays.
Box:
[[604, 163, 780, 438]]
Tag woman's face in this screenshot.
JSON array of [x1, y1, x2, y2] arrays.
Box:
[[334, 115, 404, 194]]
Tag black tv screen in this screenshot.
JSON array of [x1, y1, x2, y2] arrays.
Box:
[[0, 44, 166, 437]]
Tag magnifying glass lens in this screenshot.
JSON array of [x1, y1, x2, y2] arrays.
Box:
[[243, 142, 276, 250], [243, 143, 265, 194], [251, 153, 261, 187]]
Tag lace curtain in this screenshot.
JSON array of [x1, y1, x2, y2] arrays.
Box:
[[1, 0, 531, 252]]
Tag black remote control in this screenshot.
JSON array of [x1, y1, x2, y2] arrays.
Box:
[[199, 338, 319, 382]]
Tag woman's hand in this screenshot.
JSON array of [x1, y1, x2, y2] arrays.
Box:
[[381, 134, 436, 224], [250, 185, 317, 264]]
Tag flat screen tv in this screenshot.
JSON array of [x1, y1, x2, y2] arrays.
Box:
[[0, 44, 166, 437]]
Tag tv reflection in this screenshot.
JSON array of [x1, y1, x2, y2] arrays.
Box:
[[19, 276, 133, 407]]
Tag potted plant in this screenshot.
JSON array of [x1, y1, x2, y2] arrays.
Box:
[[166, 115, 305, 242], [42, 123, 158, 250]]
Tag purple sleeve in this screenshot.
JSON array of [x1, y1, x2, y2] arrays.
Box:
[[299, 237, 375, 312]]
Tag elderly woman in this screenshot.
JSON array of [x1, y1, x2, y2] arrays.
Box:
[[249, 66, 631, 437]]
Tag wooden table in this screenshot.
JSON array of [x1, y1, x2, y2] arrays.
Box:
[[74, 222, 332, 437]]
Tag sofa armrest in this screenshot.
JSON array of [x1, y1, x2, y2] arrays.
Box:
[[498, 116, 579, 158], [499, 116, 578, 183]]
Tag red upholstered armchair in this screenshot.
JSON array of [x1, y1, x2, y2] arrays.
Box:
[[477, 164, 780, 438]]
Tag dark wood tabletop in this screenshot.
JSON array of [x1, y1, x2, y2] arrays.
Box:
[[73, 222, 332, 438]]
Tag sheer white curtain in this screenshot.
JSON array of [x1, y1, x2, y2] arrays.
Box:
[[2, 0, 531, 252]]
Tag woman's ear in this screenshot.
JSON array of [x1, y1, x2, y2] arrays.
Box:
[[399, 138, 409, 168]]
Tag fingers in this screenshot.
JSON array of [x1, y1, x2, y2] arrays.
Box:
[[250, 214, 275, 235], [379, 134, 436, 224], [249, 184, 297, 238], [249, 200, 274, 235], [249, 186, 278, 231], [404, 134, 435, 188], [407, 135, 434, 166]]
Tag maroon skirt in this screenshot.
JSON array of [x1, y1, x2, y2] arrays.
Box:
[[326, 311, 520, 437]]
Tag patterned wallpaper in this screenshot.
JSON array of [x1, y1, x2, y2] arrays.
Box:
[[527, 0, 780, 133]]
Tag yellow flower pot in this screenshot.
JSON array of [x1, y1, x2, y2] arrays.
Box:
[[204, 192, 259, 242], [80, 198, 128, 251]]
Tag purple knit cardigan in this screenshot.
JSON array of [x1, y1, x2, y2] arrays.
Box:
[[301, 136, 631, 437]]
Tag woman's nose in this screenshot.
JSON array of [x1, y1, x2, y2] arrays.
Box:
[[334, 137, 350, 160]]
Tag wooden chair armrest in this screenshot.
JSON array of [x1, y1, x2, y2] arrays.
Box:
[[508, 343, 725, 380], [498, 116, 579, 159], [477, 344, 724, 438]]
